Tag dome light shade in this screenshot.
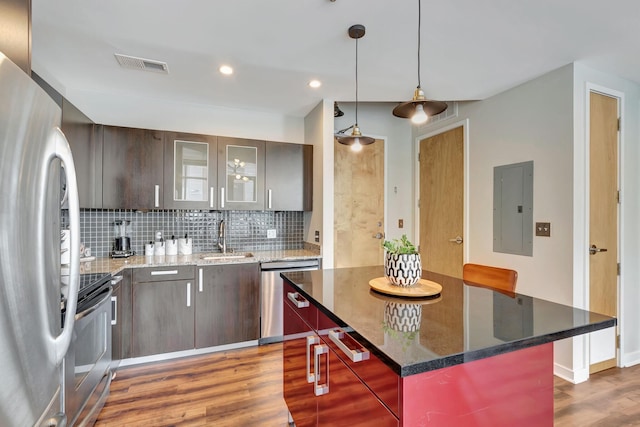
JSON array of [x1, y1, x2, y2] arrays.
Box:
[[393, 0, 447, 123]]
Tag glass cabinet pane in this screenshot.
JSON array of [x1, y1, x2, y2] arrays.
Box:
[[226, 145, 258, 203], [174, 140, 208, 202]]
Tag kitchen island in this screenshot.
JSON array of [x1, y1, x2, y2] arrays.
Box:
[[281, 266, 616, 427]]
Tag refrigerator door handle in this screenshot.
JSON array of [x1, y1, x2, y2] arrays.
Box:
[[51, 127, 81, 364]]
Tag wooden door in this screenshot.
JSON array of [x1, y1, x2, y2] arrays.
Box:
[[589, 91, 619, 373], [419, 126, 464, 278], [334, 139, 385, 268]]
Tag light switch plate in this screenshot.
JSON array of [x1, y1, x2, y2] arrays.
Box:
[[267, 229, 277, 239], [535, 222, 551, 237]]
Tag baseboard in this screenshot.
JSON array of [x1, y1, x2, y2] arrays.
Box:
[[620, 350, 640, 367], [554, 361, 589, 384], [117, 340, 259, 368]]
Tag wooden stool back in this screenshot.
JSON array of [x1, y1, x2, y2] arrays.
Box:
[[462, 263, 518, 295]]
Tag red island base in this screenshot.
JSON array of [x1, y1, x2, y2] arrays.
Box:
[[400, 343, 553, 426]]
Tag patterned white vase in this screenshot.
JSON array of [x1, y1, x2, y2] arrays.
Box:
[[384, 253, 422, 286], [384, 302, 422, 332]]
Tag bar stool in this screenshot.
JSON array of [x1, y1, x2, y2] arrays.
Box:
[[462, 263, 518, 296]]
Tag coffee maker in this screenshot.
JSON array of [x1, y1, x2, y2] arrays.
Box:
[[112, 219, 134, 258]]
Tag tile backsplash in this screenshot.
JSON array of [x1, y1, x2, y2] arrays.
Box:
[[63, 209, 304, 258]]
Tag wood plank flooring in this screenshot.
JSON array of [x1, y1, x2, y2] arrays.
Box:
[[96, 343, 640, 426]]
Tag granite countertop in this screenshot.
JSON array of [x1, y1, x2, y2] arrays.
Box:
[[281, 266, 616, 377], [74, 249, 321, 276]]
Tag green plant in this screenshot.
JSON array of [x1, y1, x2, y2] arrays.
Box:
[[382, 234, 418, 255]]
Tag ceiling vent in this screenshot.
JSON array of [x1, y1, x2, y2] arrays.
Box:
[[114, 53, 169, 74]]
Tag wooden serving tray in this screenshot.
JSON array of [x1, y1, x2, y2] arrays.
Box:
[[369, 277, 442, 298]]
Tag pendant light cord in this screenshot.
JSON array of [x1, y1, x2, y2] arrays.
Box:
[[355, 36, 360, 126], [417, 0, 421, 89]]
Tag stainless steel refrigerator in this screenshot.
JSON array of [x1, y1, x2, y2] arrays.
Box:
[[0, 52, 81, 426]]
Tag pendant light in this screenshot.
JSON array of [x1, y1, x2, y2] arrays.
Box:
[[392, 0, 447, 124], [336, 24, 375, 152]]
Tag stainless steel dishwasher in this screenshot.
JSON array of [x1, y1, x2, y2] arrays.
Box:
[[260, 259, 320, 344]]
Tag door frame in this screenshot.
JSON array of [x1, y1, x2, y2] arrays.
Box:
[[583, 83, 624, 368], [413, 119, 470, 265]]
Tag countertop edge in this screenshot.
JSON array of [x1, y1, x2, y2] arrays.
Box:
[[282, 273, 618, 378], [71, 250, 322, 277]]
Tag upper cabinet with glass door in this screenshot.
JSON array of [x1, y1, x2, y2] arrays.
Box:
[[217, 137, 265, 210], [163, 132, 218, 210]]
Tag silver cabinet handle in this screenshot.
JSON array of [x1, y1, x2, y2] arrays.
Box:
[[314, 344, 329, 396], [150, 270, 178, 276], [210, 187, 215, 209], [154, 184, 160, 208], [287, 292, 309, 308], [372, 232, 384, 239], [198, 268, 203, 292], [111, 275, 123, 285], [268, 189, 272, 209], [306, 335, 319, 383], [449, 236, 463, 244], [328, 329, 370, 363], [220, 187, 225, 208], [111, 295, 118, 326], [589, 244, 608, 255], [186, 282, 191, 307]]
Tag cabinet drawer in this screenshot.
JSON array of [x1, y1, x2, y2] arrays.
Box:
[[319, 312, 400, 418], [133, 266, 195, 283], [284, 281, 317, 329]]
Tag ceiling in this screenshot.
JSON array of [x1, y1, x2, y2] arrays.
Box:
[[31, 0, 640, 120]]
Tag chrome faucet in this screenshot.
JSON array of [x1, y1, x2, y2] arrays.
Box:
[[218, 220, 226, 253]]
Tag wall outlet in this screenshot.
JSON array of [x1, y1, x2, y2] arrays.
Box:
[[535, 222, 551, 237], [267, 229, 277, 239]]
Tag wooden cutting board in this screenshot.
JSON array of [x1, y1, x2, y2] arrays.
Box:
[[369, 277, 442, 298]]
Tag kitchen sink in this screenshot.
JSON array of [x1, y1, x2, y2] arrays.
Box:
[[201, 253, 253, 260]]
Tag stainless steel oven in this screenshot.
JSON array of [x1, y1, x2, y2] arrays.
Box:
[[62, 273, 113, 427]]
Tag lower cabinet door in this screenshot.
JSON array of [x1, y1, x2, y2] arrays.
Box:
[[132, 280, 195, 357], [283, 301, 317, 426], [316, 347, 399, 427]]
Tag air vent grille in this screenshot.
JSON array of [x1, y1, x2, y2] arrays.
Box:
[[419, 101, 458, 129], [114, 53, 169, 74]]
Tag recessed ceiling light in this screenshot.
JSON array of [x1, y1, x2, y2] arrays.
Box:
[[219, 65, 234, 75], [308, 79, 322, 89]]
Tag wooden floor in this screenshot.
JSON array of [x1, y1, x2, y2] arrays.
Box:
[[96, 343, 640, 426]]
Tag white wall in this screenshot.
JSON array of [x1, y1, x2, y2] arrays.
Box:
[[303, 100, 333, 263], [416, 64, 578, 377], [65, 88, 305, 143]]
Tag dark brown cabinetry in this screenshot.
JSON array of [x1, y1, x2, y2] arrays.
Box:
[[0, 0, 31, 75], [163, 132, 218, 210], [218, 137, 266, 210], [62, 100, 102, 208], [102, 126, 164, 210], [195, 263, 260, 348], [131, 266, 195, 357], [111, 269, 132, 365], [266, 142, 312, 211], [283, 281, 398, 426]]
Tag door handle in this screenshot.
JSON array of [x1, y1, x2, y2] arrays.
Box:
[[589, 244, 608, 255], [449, 236, 463, 244], [372, 232, 384, 239]]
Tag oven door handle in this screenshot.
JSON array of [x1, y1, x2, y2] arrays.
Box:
[[76, 288, 113, 321]]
